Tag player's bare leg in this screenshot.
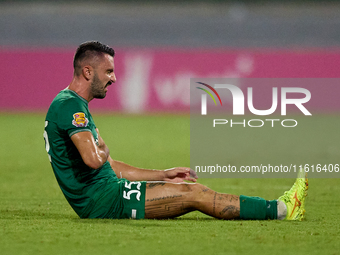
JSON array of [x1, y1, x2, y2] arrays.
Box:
[[145, 169, 308, 221], [144, 182, 240, 219]]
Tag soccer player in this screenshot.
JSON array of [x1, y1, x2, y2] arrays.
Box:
[[43, 41, 308, 221]]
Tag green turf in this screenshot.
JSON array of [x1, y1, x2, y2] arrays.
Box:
[[0, 113, 339, 255]]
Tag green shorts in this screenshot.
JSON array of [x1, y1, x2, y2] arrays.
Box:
[[86, 178, 146, 219]]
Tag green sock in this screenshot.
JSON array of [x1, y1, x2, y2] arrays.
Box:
[[239, 195, 277, 220], [266, 199, 278, 220]]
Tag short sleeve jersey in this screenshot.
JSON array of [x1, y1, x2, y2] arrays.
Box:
[[44, 89, 118, 217]]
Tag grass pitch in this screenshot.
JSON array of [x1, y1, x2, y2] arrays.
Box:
[[0, 113, 339, 255]]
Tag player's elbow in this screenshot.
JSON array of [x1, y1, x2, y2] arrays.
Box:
[[78, 145, 109, 169]]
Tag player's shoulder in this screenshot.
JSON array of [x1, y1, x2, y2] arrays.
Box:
[[46, 89, 89, 120], [51, 89, 87, 109]]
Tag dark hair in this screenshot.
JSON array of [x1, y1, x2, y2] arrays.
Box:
[[73, 41, 115, 76]]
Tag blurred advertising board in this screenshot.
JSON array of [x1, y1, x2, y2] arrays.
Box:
[[0, 48, 339, 112]]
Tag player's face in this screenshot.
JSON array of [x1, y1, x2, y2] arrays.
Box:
[[90, 54, 116, 99]]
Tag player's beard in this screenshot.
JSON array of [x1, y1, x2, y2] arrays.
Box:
[[90, 72, 108, 99]]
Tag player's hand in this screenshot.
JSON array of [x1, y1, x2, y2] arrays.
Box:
[[163, 167, 198, 183]]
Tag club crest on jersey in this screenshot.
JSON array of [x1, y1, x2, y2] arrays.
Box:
[[72, 112, 89, 127]]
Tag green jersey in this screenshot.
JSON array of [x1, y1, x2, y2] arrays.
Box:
[[44, 89, 119, 218]]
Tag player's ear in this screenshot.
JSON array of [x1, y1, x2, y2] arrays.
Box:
[[82, 65, 93, 81]]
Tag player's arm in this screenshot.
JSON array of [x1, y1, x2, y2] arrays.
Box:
[[71, 131, 109, 169], [108, 157, 197, 183]]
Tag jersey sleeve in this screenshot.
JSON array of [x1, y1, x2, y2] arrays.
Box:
[[57, 98, 91, 137]]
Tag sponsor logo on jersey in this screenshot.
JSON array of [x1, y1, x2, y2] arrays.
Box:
[[72, 112, 89, 127]]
